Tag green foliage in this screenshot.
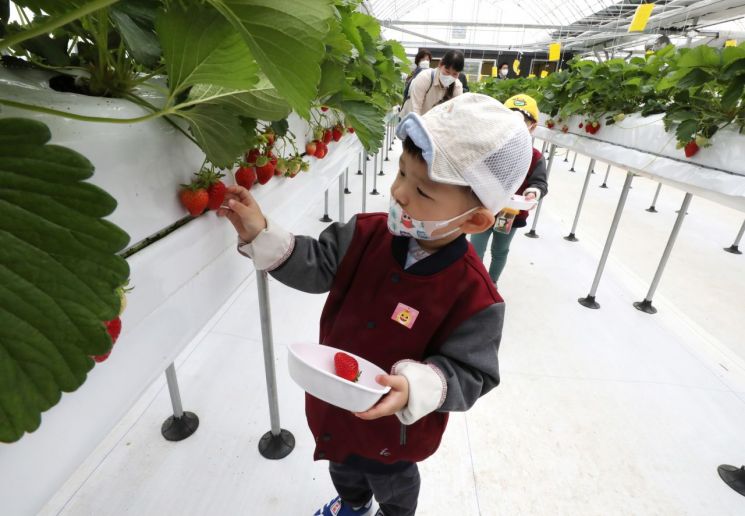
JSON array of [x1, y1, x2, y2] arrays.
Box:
[[0, 118, 130, 443], [475, 43, 745, 145]]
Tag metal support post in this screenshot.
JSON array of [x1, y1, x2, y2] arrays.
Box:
[[724, 219, 745, 254], [541, 140, 548, 155], [564, 158, 595, 242], [320, 190, 332, 222], [384, 124, 391, 162], [357, 152, 362, 175], [344, 168, 351, 194], [371, 151, 380, 195], [161, 363, 199, 441], [338, 172, 346, 222], [578, 172, 635, 309], [646, 183, 662, 213], [634, 193, 693, 314], [525, 144, 557, 239], [362, 153, 368, 212], [569, 151, 578, 172], [256, 270, 295, 459], [600, 163, 611, 188]]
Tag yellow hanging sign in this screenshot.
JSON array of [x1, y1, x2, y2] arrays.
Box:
[[725, 39, 737, 47], [491, 66, 498, 77], [540, 70, 549, 78], [513, 59, 521, 75], [548, 43, 561, 61], [628, 4, 654, 32]]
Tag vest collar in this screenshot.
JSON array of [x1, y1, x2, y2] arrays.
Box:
[[391, 234, 469, 275]]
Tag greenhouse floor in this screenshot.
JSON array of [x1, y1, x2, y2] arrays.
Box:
[[42, 141, 745, 516]]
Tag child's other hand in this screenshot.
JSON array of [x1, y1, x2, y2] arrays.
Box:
[[216, 185, 267, 242], [354, 374, 409, 420]]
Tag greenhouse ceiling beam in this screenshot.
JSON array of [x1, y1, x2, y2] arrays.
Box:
[[395, 41, 551, 53], [384, 23, 450, 45], [381, 19, 664, 35]]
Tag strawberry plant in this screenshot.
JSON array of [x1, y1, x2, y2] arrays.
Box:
[[0, 118, 130, 443]]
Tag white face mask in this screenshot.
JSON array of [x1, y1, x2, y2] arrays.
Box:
[[439, 73, 456, 87], [500, 68, 509, 76], [418, 60, 430, 69], [387, 198, 477, 241]]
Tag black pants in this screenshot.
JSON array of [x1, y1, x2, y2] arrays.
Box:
[[329, 462, 420, 516]]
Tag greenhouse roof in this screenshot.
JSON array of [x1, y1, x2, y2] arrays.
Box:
[[364, 0, 745, 56]]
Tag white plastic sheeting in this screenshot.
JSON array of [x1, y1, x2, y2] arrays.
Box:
[[535, 114, 745, 213]]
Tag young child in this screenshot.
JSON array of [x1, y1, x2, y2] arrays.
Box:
[[469, 94, 549, 286], [218, 93, 532, 516]]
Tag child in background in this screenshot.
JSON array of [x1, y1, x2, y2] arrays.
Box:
[[470, 94, 549, 286], [218, 93, 532, 516]]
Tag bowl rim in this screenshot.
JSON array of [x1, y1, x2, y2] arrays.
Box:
[[288, 343, 391, 396]]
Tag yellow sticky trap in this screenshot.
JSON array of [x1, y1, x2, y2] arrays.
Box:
[[629, 4, 654, 32], [646, 49, 654, 55], [513, 59, 521, 75], [549, 43, 561, 61], [528, 73, 536, 78], [491, 66, 498, 77], [725, 39, 737, 47], [540, 70, 549, 78]]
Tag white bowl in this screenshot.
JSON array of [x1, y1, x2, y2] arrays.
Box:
[[287, 343, 391, 412]]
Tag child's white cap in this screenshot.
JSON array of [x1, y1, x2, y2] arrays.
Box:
[[396, 93, 533, 214]]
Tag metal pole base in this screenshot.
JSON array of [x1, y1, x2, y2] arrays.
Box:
[[379, 170, 385, 176], [724, 245, 742, 255], [384, 156, 390, 162], [161, 412, 199, 441], [258, 429, 295, 460], [591, 169, 596, 174], [564, 233, 579, 242], [599, 183, 608, 189], [633, 299, 657, 314], [569, 167, 576, 173], [646, 206, 658, 213], [525, 229, 539, 239], [319, 214, 332, 222], [356, 170, 362, 175], [578, 295, 600, 309], [718, 465, 745, 496], [370, 189, 380, 195], [344, 188, 352, 194]]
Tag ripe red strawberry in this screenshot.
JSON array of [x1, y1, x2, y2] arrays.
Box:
[[245, 148, 261, 165], [579, 122, 584, 128], [561, 125, 569, 133], [546, 119, 555, 129], [321, 105, 329, 112], [179, 185, 209, 216], [322, 129, 332, 145], [684, 140, 699, 158], [207, 180, 227, 210], [93, 317, 122, 362], [264, 132, 275, 146], [315, 141, 328, 159], [305, 141, 317, 156], [267, 151, 278, 167], [255, 156, 275, 184], [347, 126, 355, 133], [334, 352, 360, 382], [235, 166, 256, 189], [332, 126, 343, 142]]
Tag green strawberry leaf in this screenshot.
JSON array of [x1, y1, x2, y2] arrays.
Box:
[[0, 118, 130, 443], [675, 119, 699, 143], [338, 97, 385, 153], [174, 103, 248, 168], [206, 0, 335, 118], [156, 3, 260, 96]]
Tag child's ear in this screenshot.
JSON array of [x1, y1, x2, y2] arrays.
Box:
[[461, 208, 495, 234]]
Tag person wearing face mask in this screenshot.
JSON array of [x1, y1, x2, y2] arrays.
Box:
[[218, 93, 532, 516], [402, 49, 432, 106], [470, 94, 549, 286], [496, 62, 510, 80], [400, 50, 464, 117]]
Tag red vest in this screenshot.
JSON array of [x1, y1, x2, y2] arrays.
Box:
[[307, 214, 501, 465], [515, 147, 544, 225]]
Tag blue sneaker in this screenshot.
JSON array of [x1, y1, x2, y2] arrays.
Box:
[[313, 495, 373, 516]]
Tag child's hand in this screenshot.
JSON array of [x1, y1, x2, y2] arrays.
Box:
[[524, 191, 538, 210], [216, 185, 267, 242], [353, 374, 409, 420]]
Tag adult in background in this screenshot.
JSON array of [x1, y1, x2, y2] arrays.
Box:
[[402, 49, 432, 106], [497, 62, 510, 80], [458, 71, 469, 93], [400, 50, 464, 116]]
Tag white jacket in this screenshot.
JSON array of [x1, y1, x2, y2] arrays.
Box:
[[401, 68, 463, 117]]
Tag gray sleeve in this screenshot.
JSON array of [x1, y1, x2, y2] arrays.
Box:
[[270, 216, 358, 294], [528, 156, 549, 198], [426, 302, 504, 412]]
